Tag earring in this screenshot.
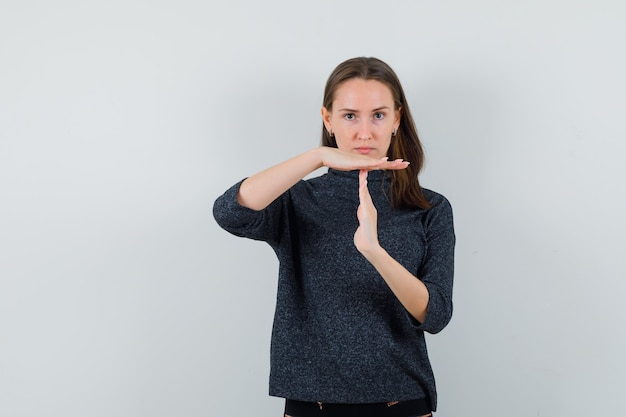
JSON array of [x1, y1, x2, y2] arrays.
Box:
[[329, 129, 334, 138], [392, 129, 397, 137]]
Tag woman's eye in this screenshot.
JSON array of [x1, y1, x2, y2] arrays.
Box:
[[344, 114, 355, 121], [374, 112, 385, 120]]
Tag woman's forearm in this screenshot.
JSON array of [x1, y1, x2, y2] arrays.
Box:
[[363, 247, 430, 323], [237, 147, 408, 211], [237, 148, 325, 210]]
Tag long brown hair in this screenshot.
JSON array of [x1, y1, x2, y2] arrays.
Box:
[[321, 57, 431, 210]]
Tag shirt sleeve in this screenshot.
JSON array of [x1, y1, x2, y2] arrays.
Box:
[[413, 194, 456, 334], [212, 179, 285, 248]]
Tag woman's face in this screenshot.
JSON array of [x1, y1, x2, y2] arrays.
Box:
[[322, 78, 401, 160]]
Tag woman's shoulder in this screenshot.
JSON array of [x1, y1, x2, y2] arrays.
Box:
[[423, 188, 452, 209], [282, 172, 333, 202], [292, 170, 337, 192], [420, 188, 454, 233]]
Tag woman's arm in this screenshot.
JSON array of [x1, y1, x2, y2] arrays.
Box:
[[354, 170, 430, 323], [238, 147, 409, 211]]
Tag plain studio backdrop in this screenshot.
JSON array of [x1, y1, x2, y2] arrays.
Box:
[[1, 1, 625, 416]]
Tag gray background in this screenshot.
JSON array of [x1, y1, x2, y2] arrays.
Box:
[[1, 0, 625, 416]]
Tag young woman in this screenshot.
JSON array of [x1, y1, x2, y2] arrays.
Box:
[[213, 57, 455, 417]]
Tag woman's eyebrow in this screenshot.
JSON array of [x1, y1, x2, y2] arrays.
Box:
[[337, 106, 391, 113]]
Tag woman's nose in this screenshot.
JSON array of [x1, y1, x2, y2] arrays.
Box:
[[358, 120, 372, 140]]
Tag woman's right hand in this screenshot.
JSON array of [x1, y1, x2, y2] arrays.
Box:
[[237, 146, 409, 211], [319, 146, 410, 171]]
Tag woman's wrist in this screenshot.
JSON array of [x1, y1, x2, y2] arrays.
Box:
[[358, 243, 386, 264], [313, 146, 330, 169]]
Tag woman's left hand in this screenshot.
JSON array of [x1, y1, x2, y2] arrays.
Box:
[[354, 170, 381, 258], [353, 170, 431, 323]]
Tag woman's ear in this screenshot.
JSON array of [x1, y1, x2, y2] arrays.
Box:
[[394, 107, 402, 131], [321, 106, 332, 131]]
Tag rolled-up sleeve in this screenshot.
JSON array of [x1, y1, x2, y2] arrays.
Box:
[[212, 179, 284, 246], [414, 196, 455, 334]]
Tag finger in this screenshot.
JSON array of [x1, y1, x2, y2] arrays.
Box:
[[391, 163, 410, 170], [358, 170, 374, 208], [360, 157, 388, 170], [359, 169, 368, 192], [364, 158, 410, 171]]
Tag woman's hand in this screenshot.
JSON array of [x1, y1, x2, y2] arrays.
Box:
[[354, 170, 382, 258], [237, 146, 408, 211], [320, 147, 409, 172], [353, 169, 430, 323]]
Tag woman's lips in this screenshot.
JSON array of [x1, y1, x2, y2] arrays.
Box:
[[355, 147, 374, 154]]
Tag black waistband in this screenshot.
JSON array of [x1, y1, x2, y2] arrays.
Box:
[[284, 398, 431, 417]]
